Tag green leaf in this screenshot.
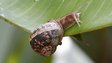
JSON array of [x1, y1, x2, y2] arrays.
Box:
[[0, 0, 112, 36]]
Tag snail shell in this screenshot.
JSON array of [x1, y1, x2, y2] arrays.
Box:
[[30, 20, 63, 56], [30, 12, 80, 56]]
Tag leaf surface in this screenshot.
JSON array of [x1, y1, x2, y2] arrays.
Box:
[[0, 0, 112, 36]]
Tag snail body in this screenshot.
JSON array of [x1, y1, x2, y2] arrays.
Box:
[[30, 12, 80, 56], [30, 20, 63, 56]]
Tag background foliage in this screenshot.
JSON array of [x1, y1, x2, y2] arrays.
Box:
[[0, 0, 112, 63]]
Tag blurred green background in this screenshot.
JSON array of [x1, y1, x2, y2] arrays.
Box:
[[1, 0, 112, 63], [0, 19, 52, 63], [1, 18, 112, 63]]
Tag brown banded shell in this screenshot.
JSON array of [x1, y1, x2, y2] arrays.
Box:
[[30, 12, 80, 56], [30, 20, 63, 56]]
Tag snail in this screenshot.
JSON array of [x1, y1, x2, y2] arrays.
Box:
[[30, 12, 80, 56]]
